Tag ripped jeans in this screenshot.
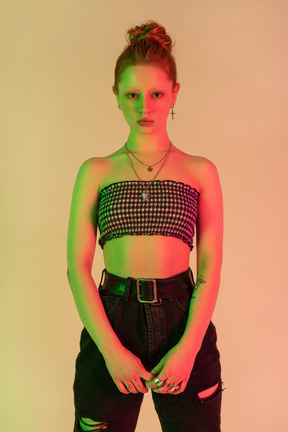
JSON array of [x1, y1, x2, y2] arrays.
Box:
[[73, 268, 223, 432]]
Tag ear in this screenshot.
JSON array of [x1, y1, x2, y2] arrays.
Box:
[[112, 86, 119, 104], [172, 82, 180, 105]]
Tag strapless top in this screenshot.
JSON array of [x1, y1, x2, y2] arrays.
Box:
[[97, 180, 200, 250]]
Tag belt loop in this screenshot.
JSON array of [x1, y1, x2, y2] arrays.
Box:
[[99, 268, 106, 288], [189, 268, 196, 287], [124, 277, 132, 301]]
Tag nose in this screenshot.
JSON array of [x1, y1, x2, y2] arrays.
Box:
[[138, 93, 151, 114]]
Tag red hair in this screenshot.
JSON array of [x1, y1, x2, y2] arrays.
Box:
[[113, 20, 177, 93]]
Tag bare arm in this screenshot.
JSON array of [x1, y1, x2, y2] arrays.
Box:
[[177, 158, 223, 354], [67, 158, 153, 393], [67, 158, 123, 354]]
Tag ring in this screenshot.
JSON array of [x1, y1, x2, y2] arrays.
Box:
[[154, 378, 164, 388], [169, 384, 180, 392]]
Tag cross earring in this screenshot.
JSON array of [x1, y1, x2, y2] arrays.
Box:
[[170, 106, 175, 119]]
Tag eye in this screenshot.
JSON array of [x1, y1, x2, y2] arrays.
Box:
[[127, 93, 138, 99], [153, 92, 163, 98]]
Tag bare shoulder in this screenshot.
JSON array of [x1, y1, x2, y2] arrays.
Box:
[[77, 156, 106, 174], [174, 147, 217, 170], [80, 148, 126, 172], [189, 155, 218, 174], [75, 156, 109, 185], [69, 158, 103, 208], [184, 154, 221, 193]]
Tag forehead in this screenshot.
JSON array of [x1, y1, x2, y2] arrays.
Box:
[[119, 64, 172, 90]]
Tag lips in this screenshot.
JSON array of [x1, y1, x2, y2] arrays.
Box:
[[137, 119, 154, 126]]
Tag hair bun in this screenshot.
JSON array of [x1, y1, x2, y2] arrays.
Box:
[[114, 20, 177, 93], [127, 20, 173, 53]]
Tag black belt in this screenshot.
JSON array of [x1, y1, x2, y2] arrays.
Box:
[[99, 268, 195, 304]]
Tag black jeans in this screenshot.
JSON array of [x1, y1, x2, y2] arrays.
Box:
[[73, 268, 222, 432]]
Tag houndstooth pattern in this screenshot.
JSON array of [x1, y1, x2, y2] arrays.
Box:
[[97, 180, 200, 250]]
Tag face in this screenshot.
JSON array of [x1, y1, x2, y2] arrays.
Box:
[[114, 64, 180, 134]]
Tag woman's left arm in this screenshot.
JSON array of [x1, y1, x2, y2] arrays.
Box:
[[177, 158, 223, 355], [147, 158, 223, 393]]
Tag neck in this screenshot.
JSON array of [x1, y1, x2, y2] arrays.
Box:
[[125, 132, 172, 155]]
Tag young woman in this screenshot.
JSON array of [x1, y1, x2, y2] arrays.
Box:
[[67, 20, 223, 432]]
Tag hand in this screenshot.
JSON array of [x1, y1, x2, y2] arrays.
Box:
[[103, 346, 154, 394], [145, 345, 196, 395]]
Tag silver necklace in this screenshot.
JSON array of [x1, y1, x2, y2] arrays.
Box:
[[126, 142, 172, 201], [125, 142, 172, 171]]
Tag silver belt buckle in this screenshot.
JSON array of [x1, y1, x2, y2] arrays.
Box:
[[136, 278, 158, 303]]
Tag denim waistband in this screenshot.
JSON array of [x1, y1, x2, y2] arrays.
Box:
[[99, 267, 195, 304]]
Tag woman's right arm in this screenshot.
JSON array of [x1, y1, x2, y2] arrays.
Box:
[[67, 158, 122, 354], [67, 158, 153, 393]]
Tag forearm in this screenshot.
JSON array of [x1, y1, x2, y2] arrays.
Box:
[[176, 264, 221, 356], [67, 267, 123, 358]]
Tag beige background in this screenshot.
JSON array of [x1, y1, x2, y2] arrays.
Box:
[[1, 0, 288, 430]]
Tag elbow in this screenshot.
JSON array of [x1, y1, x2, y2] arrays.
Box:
[[67, 265, 79, 282], [198, 251, 222, 273], [67, 263, 92, 280]]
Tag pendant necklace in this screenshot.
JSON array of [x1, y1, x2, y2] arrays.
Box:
[[125, 142, 172, 202], [125, 141, 172, 172]]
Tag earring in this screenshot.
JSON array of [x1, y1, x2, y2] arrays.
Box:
[[170, 106, 175, 120], [118, 105, 121, 110]]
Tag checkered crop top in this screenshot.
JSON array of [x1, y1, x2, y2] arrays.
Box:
[[97, 180, 200, 250]]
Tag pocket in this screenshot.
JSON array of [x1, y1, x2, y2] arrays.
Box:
[[169, 290, 192, 314], [197, 381, 222, 404], [99, 290, 122, 318]]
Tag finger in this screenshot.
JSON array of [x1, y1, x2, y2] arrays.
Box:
[[116, 380, 130, 394], [169, 387, 183, 395], [133, 379, 148, 394], [150, 362, 163, 376], [153, 381, 182, 394], [152, 380, 172, 393], [145, 377, 162, 388], [140, 370, 155, 382], [167, 384, 180, 393], [152, 387, 179, 394], [145, 381, 158, 389], [148, 377, 166, 390], [145, 379, 157, 388], [152, 387, 166, 393], [168, 382, 186, 395], [124, 381, 139, 394]]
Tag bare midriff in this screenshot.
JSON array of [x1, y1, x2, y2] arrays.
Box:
[[102, 234, 191, 279]]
